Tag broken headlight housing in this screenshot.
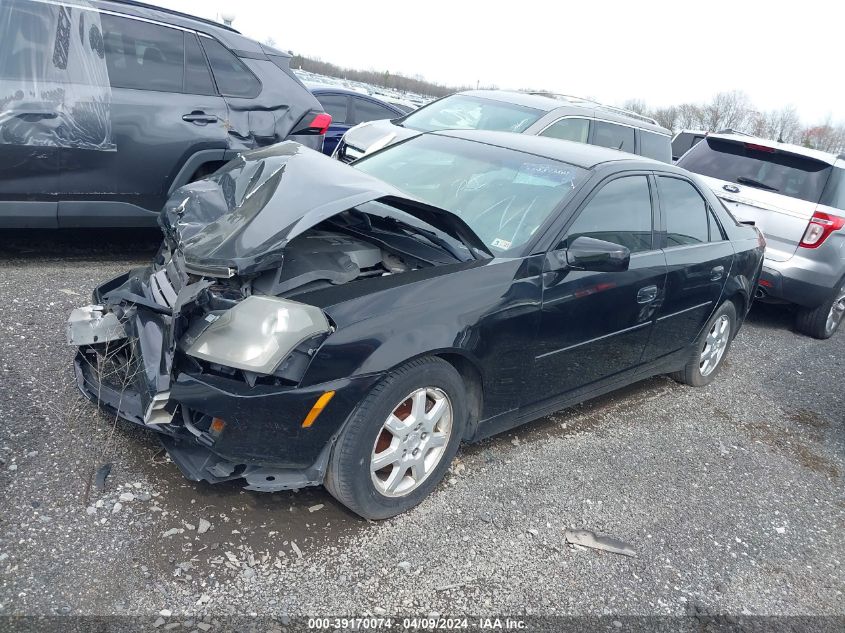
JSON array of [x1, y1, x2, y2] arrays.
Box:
[[185, 296, 330, 375]]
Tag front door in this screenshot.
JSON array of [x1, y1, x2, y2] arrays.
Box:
[[644, 175, 734, 360], [528, 174, 667, 404]]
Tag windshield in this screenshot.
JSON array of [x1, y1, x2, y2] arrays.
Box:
[[679, 138, 832, 204], [400, 94, 544, 134], [353, 134, 588, 253]]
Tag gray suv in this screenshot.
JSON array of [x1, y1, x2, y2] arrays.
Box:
[[678, 133, 845, 338], [0, 0, 328, 228], [334, 90, 672, 164]]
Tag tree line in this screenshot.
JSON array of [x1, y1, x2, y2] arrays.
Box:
[[289, 54, 470, 98], [621, 91, 845, 154]]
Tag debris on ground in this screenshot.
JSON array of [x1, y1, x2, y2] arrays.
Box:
[[564, 529, 636, 557], [94, 463, 112, 490]]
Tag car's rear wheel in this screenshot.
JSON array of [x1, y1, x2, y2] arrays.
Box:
[[671, 300, 737, 387], [794, 279, 845, 339], [324, 357, 466, 519]]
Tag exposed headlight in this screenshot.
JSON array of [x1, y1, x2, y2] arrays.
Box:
[[185, 296, 330, 374]]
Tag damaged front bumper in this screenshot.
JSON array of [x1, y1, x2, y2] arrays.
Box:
[[68, 257, 382, 493], [73, 341, 382, 491]]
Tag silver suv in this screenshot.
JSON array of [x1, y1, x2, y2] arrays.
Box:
[[334, 90, 672, 164], [678, 133, 845, 338]]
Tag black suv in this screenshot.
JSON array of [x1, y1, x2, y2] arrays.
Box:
[[0, 0, 329, 228]]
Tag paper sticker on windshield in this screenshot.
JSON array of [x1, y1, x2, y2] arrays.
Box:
[[491, 238, 512, 249]]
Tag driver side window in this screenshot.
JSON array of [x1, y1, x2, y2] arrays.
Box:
[[559, 176, 654, 253]]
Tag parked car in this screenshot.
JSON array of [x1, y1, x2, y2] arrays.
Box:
[[334, 90, 672, 164], [678, 133, 845, 338], [67, 132, 763, 519], [0, 0, 329, 229], [672, 129, 709, 161], [307, 84, 406, 156]]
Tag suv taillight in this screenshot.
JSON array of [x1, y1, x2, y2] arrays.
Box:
[[308, 113, 332, 135], [292, 112, 332, 136], [799, 211, 845, 248]]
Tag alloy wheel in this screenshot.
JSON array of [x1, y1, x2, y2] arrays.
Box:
[[700, 314, 730, 377], [825, 284, 845, 335], [370, 387, 453, 497]]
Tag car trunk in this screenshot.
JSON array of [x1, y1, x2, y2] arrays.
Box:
[[679, 138, 834, 262]]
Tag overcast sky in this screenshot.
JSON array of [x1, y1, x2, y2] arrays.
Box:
[[152, 0, 844, 124]]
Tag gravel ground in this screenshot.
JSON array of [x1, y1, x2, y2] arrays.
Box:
[[0, 230, 843, 626]]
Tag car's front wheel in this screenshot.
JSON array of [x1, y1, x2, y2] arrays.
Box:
[[794, 278, 845, 339], [324, 357, 466, 519]]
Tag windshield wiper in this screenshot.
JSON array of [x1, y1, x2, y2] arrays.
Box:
[[735, 177, 779, 193], [382, 217, 471, 262]]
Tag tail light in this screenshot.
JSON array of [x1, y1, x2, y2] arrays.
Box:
[[799, 211, 845, 248], [292, 111, 332, 135]]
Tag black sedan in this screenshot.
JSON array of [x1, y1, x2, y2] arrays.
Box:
[[67, 131, 765, 519]]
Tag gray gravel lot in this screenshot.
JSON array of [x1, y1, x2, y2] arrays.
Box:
[[0, 230, 843, 624]]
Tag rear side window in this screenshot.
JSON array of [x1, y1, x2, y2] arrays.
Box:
[[184, 32, 214, 95], [820, 167, 845, 210], [658, 176, 710, 246], [353, 98, 398, 124], [678, 138, 832, 204], [639, 131, 672, 163], [540, 118, 590, 143], [592, 121, 635, 153], [200, 36, 260, 98], [315, 94, 349, 124], [102, 14, 183, 92], [560, 176, 654, 253]]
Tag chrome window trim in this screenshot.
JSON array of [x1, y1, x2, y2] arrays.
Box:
[[538, 114, 671, 138]]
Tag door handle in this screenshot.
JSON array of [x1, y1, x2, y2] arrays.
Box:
[[14, 111, 58, 121], [182, 112, 218, 124], [637, 285, 658, 304], [711, 265, 725, 281]]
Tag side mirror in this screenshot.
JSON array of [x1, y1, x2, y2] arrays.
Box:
[[565, 236, 631, 272]]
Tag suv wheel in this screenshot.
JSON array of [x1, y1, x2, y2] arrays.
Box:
[[795, 279, 845, 339], [671, 300, 737, 387], [324, 357, 466, 519]]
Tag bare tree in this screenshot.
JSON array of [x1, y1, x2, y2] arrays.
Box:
[[700, 90, 753, 132]]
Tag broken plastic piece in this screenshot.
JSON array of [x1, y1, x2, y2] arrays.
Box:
[[564, 529, 636, 557], [66, 305, 125, 346]]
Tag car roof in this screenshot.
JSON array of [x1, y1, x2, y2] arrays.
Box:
[[94, 0, 264, 53], [456, 90, 670, 135], [431, 129, 667, 169], [456, 90, 567, 112], [706, 133, 841, 166]]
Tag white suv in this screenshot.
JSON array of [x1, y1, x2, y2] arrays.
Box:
[[678, 133, 845, 339]]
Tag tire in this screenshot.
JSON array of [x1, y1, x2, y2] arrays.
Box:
[[794, 278, 845, 339], [671, 300, 737, 387], [324, 357, 467, 520]]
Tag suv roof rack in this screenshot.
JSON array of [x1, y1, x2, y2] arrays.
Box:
[[103, 0, 240, 33], [527, 92, 661, 127]]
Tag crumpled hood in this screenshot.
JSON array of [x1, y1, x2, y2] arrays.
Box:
[[160, 142, 489, 276]]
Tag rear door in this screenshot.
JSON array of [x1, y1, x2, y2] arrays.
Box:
[[644, 174, 734, 361], [59, 13, 229, 226], [590, 120, 636, 154], [678, 137, 833, 262]]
